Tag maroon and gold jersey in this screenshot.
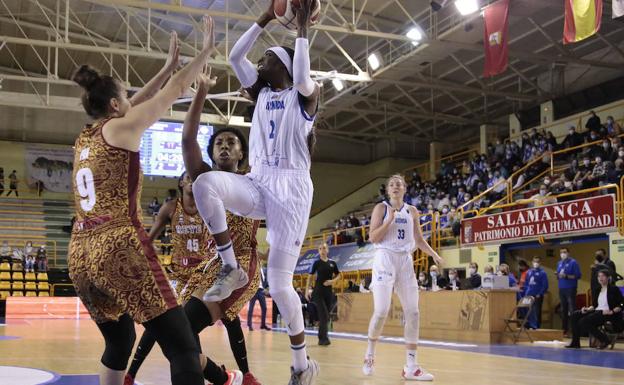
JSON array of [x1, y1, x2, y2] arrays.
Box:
[[170, 197, 212, 267], [72, 119, 143, 226]]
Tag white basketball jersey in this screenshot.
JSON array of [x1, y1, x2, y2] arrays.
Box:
[[375, 202, 416, 254], [249, 87, 315, 171]]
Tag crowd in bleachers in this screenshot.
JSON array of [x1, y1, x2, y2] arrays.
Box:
[[0, 240, 50, 298], [325, 111, 622, 245]]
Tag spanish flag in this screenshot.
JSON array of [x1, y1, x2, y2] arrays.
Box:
[[563, 0, 603, 44]]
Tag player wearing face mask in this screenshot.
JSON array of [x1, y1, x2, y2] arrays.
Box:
[[524, 257, 549, 329], [556, 248, 582, 335]]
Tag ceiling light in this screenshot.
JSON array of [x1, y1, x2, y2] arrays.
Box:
[[455, 0, 479, 16], [332, 78, 344, 91], [406, 27, 423, 46], [367, 53, 381, 71]]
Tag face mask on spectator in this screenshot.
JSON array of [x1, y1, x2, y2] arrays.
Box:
[[591, 134, 597, 140], [468, 268, 475, 275], [619, 151, 624, 157], [560, 252, 568, 260], [596, 157, 602, 164], [496, 271, 503, 276], [584, 160, 590, 166], [442, 208, 448, 214], [539, 189, 547, 196], [603, 143, 610, 149], [608, 118, 614, 124], [569, 129, 574, 134], [430, 271, 437, 278], [564, 181, 572, 188], [544, 178, 550, 185], [533, 262, 540, 269], [595, 254, 604, 263], [449, 274, 456, 280]]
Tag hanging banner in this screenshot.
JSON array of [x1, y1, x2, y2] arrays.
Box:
[[461, 194, 616, 246], [25, 144, 74, 193], [483, 0, 510, 77], [563, 0, 603, 44]]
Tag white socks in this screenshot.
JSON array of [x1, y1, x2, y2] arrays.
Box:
[[291, 342, 308, 373], [366, 339, 377, 358], [406, 349, 418, 368], [217, 241, 237, 268]]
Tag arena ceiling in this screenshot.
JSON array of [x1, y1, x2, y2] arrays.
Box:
[[1, 0, 624, 148]]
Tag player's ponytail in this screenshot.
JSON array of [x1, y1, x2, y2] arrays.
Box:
[[72, 64, 122, 119]]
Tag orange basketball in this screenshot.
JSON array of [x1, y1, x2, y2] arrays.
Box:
[[273, 0, 321, 30]]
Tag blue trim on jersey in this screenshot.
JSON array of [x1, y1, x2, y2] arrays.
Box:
[[382, 202, 388, 221], [297, 92, 317, 121]]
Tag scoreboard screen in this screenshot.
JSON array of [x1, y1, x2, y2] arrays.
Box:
[[139, 121, 213, 177]]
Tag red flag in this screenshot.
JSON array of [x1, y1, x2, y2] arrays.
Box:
[[483, 0, 510, 77]]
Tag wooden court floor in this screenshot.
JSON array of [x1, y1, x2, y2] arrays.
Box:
[[1, 318, 623, 385]]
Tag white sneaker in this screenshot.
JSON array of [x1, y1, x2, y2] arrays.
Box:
[[203, 264, 249, 302], [288, 358, 319, 385], [402, 365, 434, 381], [224, 369, 244, 385], [362, 356, 374, 376]]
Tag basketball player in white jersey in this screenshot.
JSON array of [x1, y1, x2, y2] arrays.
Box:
[[191, 1, 319, 384], [363, 175, 444, 381]]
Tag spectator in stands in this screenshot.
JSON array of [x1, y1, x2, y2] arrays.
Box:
[[418, 271, 429, 290], [528, 185, 556, 206], [607, 159, 624, 184], [360, 214, 370, 226], [25, 254, 35, 273], [425, 265, 447, 291], [483, 265, 494, 278], [468, 262, 481, 289], [498, 263, 518, 290], [23, 241, 34, 261], [561, 125, 585, 151], [348, 213, 360, 228], [36, 245, 47, 272], [592, 249, 622, 290], [600, 139, 615, 161], [0, 240, 12, 263], [586, 110, 602, 133], [605, 116, 621, 137], [587, 129, 601, 145], [524, 256, 549, 329], [557, 247, 582, 335], [586, 156, 606, 187], [446, 268, 461, 291], [6, 170, 18, 197], [518, 260, 529, 292], [159, 230, 172, 255], [566, 269, 624, 349], [378, 184, 387, 202], [574, 156, 592, 189], [148, 197, 160, 216]]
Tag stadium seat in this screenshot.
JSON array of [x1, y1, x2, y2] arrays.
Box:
[[11, 262, 22, 271], [38, 291, 50, 297], [24, 272, 36, 281], [37, 272, 48, 282], [37, 282, 50, 292], [0, 271, 10, 281], [25, 291, 37, 297], [11, 291, 24, 297], [0, 262, 10, 271], [12, 281, 24, 291], [12, 272, 24, 281], [0, 291, 10, 299], [25, 281, 37, 291], [0, 281, 11, 291]]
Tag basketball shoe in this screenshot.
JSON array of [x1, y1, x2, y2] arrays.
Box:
[[203, 264, 248, 302], [402, 365, 434, 381], [288, 358, 319, 385]]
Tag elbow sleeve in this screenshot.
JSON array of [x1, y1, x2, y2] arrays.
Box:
[[293, 38, 316, 97], [229, 23, 263, 88]]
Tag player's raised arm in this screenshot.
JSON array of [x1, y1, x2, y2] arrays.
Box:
[[293, 0, 320, 116], [182, 67, 216, 181], [104, 16, 217, 152], [129, 31, 180, 107]]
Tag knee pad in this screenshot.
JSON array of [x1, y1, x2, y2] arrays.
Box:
[[267, 268, 304, 336], [368, 308, 389, 340], [98, 314, 136, 371]]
